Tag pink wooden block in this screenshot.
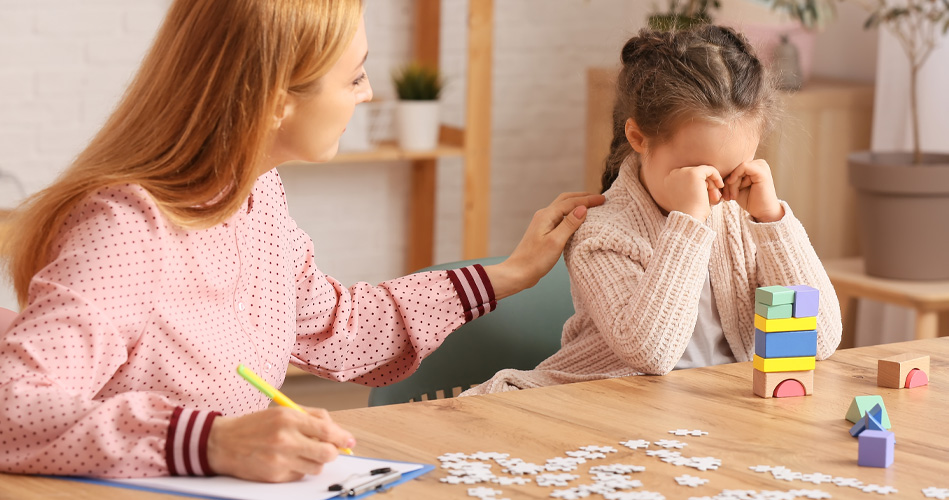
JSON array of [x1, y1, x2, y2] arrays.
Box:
[[774, 379, 807, 398], [905, 368, 929, 388]]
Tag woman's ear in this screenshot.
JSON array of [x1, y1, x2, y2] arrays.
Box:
[[272, 90, 295, 131], [625, 118, 646, 154]]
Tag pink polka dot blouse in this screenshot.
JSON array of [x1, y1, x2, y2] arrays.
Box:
[[0, 170, 496, 478]]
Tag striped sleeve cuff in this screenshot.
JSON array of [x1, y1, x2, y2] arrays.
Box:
[[165, 407, 221, 476], [446, 264, 497, 323]]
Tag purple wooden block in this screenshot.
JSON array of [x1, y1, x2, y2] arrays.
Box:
[[788, 285, 819, 318], [858, 430, 894, 468]]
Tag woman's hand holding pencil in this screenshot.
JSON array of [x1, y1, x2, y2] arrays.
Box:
[[205, 365, 357, 482]]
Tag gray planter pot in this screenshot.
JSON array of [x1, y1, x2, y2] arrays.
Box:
[[848, 151, 949, 280]]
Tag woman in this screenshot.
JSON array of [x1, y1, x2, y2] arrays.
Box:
[[0, 0, 603, 482]]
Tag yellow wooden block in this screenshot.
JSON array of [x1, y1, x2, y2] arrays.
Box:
[[753, 354, 816, 372], [754, 314, 817, 333]]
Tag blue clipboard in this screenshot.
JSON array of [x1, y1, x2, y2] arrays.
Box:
[[50, 456, 435, 500]]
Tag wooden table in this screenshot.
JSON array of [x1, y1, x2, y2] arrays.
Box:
[[825, 257, 949, 341], [2, 338, 947, 499]]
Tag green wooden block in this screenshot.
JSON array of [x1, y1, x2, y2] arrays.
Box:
[[755, 286, 795, 306], [755, 302, 793, 319], [846, 395, 891, 429]]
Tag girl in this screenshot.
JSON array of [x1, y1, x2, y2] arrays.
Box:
[[0, 0, 603, 482], [465, 25, 841, 395]]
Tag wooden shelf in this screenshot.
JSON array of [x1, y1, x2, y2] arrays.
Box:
[[291, 141, 464, 166]]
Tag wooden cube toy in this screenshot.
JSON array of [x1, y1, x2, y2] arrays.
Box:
[[787, 285, 819, 317], [755, 286, 795, 306], [858, 430, 894, 468], [753, 369, 814, 398], [878, 353, 930, 389]]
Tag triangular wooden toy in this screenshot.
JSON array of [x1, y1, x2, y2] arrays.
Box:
[[846, 395, 891, 428], [849, 403, 885, 437]]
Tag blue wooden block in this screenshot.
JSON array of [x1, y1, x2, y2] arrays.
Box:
[[850, 414, 870, 437], [850, 404, 885, 437], [754, 329, 818, 359], [858, 430, 894, 468], [788, 285, 819, 318]]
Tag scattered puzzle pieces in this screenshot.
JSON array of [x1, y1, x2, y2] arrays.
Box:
[[675, 474, 709, 487], [620, 439, 651, 450], [924, 487, 949, 499]]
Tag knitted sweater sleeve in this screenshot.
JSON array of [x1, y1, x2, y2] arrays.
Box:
[[567, 210, 716, 375], [743, 202, 842, 359]]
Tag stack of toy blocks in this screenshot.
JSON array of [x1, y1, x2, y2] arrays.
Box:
[[752, 285, 819, 398]]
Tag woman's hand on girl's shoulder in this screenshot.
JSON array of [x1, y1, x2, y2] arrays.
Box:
[[723, 159, 784, 223], [485, 192, 605, 300]]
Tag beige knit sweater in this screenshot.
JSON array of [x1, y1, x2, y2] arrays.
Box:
[[463, 159, 842, 395]]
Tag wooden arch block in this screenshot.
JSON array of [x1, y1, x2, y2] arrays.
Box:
[[753, 369, 814, 398], [878, 353, 930, 389]]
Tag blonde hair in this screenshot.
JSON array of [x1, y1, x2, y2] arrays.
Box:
[[3, 0, 362, 308]]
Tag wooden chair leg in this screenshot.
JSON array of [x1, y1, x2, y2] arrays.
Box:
[[914, 310, 938, 340]]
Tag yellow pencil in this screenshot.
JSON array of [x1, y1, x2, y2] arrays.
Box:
[[237, 364, 354, 455]]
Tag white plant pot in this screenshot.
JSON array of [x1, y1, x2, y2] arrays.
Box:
[[396, 100, 439, 151]]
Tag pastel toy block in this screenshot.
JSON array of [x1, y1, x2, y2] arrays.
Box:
[[754, 329, 817, 358], [858, 430, 894, 468], [753, 354, 816, 373], [787, 285, 819, 317], [906, 368, 929, 388], [846, 395, 891, 428], [849, 404, 885, 437], [753, 368, 814, 398], [754, 315, 818, 333], [755, 302, 793, 319], [755, 286, 795, 306], [877, 353, 930, 389], [773, 379, 806, 397]]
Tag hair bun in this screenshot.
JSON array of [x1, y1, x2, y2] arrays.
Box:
[[620, 37, 642, 65]]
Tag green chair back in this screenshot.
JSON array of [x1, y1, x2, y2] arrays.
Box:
[[367, 256, 573, 406]]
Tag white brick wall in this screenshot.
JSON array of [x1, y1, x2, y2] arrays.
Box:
[[0, 0, 877, 312]]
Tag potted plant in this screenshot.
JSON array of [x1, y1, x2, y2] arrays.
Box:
[[846, 1, 949, 279], [647, 0, 720, 30], [392, 63, 443, 151]]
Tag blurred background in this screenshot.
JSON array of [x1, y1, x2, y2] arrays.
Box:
[[2, 0, 947, 409]]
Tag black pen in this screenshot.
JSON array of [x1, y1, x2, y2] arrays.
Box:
[[328, 467, 393, 492]]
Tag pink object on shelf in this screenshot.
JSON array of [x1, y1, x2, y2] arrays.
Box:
[[905, 368, 929, 388], [729, 22, 817, 83], [773, 378, 807, 398]]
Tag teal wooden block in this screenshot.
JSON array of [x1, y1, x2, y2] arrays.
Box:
[[755, 302, 793, 319], [755, 286, 795, 306]]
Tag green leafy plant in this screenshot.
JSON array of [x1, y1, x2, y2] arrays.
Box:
[[769, 0, 837, 29], [648, 0, 720, 30], [392, 63, 443, 101], [853, 0, 949, 163]]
